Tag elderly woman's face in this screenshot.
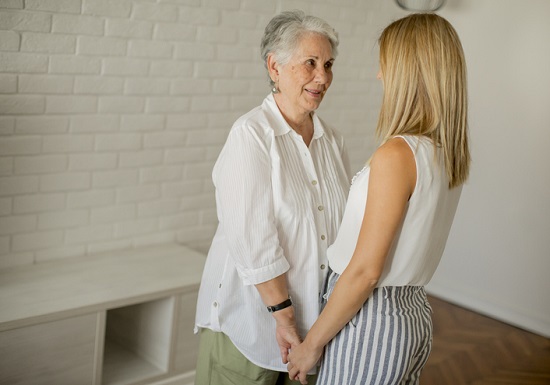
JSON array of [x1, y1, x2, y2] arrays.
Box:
[[275, 33, 334, 117]]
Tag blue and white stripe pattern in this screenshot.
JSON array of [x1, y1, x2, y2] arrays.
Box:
[[317, 272, 433, 385]]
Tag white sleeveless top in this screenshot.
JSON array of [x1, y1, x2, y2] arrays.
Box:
[[327, 135, 462, 286]]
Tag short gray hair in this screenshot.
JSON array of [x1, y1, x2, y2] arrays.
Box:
[[260, 10, 339, 87]]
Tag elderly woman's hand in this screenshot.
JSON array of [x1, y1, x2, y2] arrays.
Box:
[[272, 307, 302, 363], [287, 338, 323, 384]]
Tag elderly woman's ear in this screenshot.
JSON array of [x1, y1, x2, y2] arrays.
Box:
[[267, 54, 279, 84]]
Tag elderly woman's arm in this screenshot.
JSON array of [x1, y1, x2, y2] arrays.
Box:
[[214, 123, 300, 361], [256, 275, 301, 363]]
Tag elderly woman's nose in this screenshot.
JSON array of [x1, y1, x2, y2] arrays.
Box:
[[315, 67, 330, 83]]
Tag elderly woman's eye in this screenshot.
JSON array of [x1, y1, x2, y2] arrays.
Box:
[[306, 59, 315, 66], [325, 61, 333, 69]]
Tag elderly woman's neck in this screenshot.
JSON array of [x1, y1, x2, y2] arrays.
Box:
[[282, 111, 314, 147], [274, 95, 314, 146]]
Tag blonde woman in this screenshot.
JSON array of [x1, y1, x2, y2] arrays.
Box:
[[287, 13, 471, 385]]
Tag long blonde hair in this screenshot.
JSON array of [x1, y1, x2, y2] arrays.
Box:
[[377, 13, 470, 188]]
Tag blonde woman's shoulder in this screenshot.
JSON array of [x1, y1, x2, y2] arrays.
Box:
[[370, 136, 416, 196]]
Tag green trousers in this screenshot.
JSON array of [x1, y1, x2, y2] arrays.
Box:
[[195, 328, 317, 385]]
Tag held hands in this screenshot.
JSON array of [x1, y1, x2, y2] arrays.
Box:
[[276, 319, 302, 364], [272, 307, 302, 364], [287, 338, 324, 385], [269, 299, 323, 384]]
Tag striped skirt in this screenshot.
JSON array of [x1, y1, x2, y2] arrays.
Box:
[[317, 271, 433, 385]]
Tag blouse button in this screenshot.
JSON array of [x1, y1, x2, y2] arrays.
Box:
[[312, 180, 318, 185], [320, 264, 326, 270], [213, 301, 218, 308], [318, 205, 324, 211], [321, 235, 326, 240]]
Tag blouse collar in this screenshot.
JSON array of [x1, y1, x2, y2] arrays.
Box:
[[264, 93, 325, 140]]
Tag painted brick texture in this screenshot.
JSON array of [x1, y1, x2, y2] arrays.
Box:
[[0, 0, 402, 268]]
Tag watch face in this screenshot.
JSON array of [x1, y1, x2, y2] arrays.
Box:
[[395, 0, 445, 11]]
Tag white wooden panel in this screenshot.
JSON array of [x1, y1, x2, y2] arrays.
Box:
[[93, 311, 107, 385], [0, 314, 97, 385], [0, 243, 207, 385], [0, 243, 206, 332], [173, 292, 200, 374]]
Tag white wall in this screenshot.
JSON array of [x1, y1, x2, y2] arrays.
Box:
[[427, 0, 550, 337], [0, 0, 401, 268]]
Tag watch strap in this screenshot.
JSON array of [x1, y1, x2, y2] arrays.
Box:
[[267, 297, 293, 313]]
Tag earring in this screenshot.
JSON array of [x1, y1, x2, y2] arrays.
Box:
[[272, 82, 279, 94]]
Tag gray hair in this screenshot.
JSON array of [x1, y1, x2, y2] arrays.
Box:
[[260, 10, 339, 87]]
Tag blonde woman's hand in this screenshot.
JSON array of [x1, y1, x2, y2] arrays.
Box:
[[287, 339, 323, 385]]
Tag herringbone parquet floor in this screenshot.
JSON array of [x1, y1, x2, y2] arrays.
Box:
[[420, 296, 550, 385]]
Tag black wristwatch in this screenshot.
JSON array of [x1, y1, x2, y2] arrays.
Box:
[[267, 297, 293, 313]]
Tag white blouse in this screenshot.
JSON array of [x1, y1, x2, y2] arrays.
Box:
[[195, 93, 350, 371], [328, 135, 462, 286]]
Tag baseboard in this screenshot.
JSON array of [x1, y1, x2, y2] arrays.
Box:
[[426, 281, 550, 338], [149, 371, 195, 385]]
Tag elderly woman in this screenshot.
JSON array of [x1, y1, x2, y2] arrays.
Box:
[[194, 10, 350, 385]]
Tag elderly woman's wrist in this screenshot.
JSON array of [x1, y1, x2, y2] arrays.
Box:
[[272, 305, 296, 324]]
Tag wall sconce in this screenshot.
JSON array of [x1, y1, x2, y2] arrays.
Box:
[[395, 0, 446, 11]]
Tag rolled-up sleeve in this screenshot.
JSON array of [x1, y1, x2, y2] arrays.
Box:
[[213, 123, 289, 285]]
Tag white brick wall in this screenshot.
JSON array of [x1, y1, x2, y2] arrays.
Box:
[[0, 0, 404, 268]]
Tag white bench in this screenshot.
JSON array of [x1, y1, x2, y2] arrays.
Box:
[[0, 243, 205, 385]]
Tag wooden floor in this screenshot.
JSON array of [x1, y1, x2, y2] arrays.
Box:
[[420, 296, 550, 385]]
